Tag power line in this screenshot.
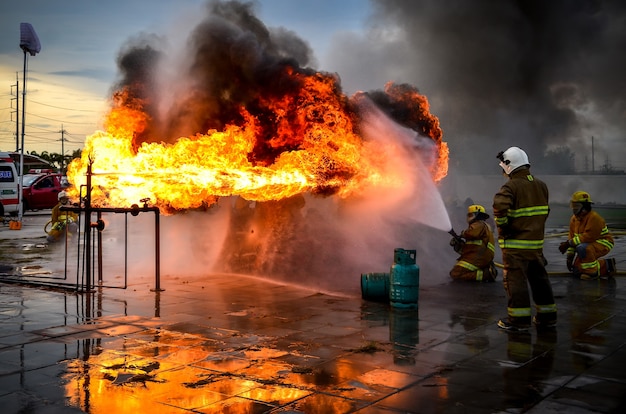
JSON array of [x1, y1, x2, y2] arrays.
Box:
[[22, 111, 98, 125], [28, 98, 99, 113]]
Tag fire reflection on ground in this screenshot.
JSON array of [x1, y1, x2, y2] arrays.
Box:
[[61, 331, 305, 412], [56, 298, 425, 413]]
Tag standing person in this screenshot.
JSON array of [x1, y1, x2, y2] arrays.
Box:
[[558, 191, 616, 280], [449, 204, 497, 282], [46, 191, 78, 242], [493, 146, 556, 331]]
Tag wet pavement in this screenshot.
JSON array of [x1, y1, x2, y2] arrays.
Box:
[[1, 212, 626, 413]]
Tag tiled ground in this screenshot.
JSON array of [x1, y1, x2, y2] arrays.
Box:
[[1, 212, 625, 413]]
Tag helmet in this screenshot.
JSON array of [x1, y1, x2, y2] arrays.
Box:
[[467, 204, 486, 215], [467, 204, 489, 221], [497, 146, 530, 175], [570, 191, 593, 204], [58, 191, 68, 200]]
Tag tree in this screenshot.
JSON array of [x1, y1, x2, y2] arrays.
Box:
[[538, 146, 575, 174], [28, 149, 82, 172]]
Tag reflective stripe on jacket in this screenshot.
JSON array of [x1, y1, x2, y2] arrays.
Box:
[[459, 220, 495, 268], [493, 168, 549, 250], [568, 210, 614, 252]]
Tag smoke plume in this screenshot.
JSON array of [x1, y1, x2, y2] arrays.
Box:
[[329, 0, 626, 173]]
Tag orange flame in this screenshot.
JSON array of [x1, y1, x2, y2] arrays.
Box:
[[67, 73, 447, 213]]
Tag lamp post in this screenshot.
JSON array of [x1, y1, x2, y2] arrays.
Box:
[[17, 23, 41, 224]]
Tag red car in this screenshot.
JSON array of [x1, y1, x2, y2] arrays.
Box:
[[21, 171, 70, 211]]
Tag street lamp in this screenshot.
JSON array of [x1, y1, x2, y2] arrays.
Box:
[[17, 22, 41, 224]]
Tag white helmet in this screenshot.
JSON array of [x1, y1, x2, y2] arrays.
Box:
[[497, 146, 529, 175], [58, 191, 68, 200]]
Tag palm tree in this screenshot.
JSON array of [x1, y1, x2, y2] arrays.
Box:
[[27, 149, 82, 172]]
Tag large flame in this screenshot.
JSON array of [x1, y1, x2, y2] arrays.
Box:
[[67, 74, 448, 213]]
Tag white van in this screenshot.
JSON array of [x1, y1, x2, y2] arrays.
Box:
[[0, 152, 20, 216]]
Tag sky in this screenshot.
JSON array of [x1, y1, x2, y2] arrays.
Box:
[[1, 0, 625, 173], [0, 0, 369, 156]]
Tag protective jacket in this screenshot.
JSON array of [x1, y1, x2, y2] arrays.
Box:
[[567, 210, 614, 276], [493, 167, 549, 250], [50, 202, 78, 227], [450, 220, 496, 282], [568, 210, 613, 249], [492, 167, 555, 326], [460, 220, 495, 267]]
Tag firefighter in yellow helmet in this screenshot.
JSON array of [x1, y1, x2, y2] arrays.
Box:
[[558, 191, 616, 279], [449, 204, 497, 282], [46, 191, 78, 242]]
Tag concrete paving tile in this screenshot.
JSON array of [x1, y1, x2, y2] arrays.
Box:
[[0, 372, 24, 395], [195, 396, 277, 413], [0, 332, 47, 347], [2, 213, 626, 412], [547, 386, 625, 413], [255, 326, 301, 339], [235, 359, 295, 381], [238, 383, 312, 406], [373, 378, 455, 413], [278, 392, 368, 414], [0, 390, 84, 413], [525, 399, 612, 413], [585, 350, 626, 383], [192, 353, 252, 373], [332, 378, 398, 402]]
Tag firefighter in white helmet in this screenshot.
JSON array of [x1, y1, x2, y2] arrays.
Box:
[[493, 146, 556, 331], [449, 204, 497, 282], [558, 191, 616, 279], [46, 191, 78, 242]]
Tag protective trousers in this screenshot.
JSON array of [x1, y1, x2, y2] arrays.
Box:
[[574, 242, 611, 277], [502, 249, 557, 326], [450, 262, 495, 282]]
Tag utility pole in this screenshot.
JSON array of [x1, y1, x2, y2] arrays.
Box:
[[18, 22, 41, 224], [11, 74, 19, 151], [591, 136, 595, 174], [59, 124, 67, 173]]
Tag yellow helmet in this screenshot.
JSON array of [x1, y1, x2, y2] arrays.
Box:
[[570, 191, 593, 204], [467, 204, 486, 215]]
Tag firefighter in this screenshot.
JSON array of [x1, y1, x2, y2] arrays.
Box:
[[558, 191, 616, 280], [493, 146, 556, 331], [449, 204, 497, 282], [46, 191, 78, 242]]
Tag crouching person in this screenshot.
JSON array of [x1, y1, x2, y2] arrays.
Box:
[[450, 204, 498, 282], [46, 191, 78, 243], [558, 191, 616, 280]]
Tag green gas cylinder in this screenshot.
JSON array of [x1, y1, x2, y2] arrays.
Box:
[[389, 248, 419, 309], [360, 272, 390, 302]]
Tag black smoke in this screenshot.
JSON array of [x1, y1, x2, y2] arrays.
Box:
[[110, 0, 447, 171], [111, 0, 323, 165], [330, 0, 626, 173]]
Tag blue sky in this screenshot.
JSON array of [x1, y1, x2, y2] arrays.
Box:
[[0, 0, 372, 155]]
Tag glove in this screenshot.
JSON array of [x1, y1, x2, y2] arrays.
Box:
[[450, 238, 464, 254], [558, 241, 570, 254], [566, 254, 574, 271], [575, 243, 588, 259]]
